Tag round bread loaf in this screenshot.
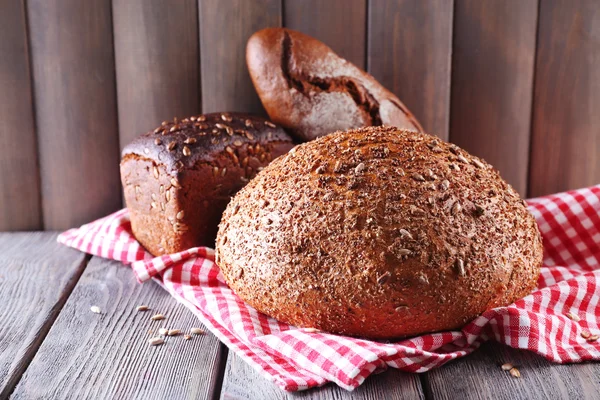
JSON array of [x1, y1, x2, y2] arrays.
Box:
[[215, 126, 543, 339]]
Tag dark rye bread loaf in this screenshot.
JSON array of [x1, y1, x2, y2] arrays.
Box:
[[121, 113, 294, 256], [246, 28, 423, 141], [215, 126, 543, 339]]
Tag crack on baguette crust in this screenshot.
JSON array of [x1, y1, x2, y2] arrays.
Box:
[[280, 31, 382, 126]]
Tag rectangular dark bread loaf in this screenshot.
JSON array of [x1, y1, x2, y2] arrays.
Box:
[[120, 113, 294, 256]]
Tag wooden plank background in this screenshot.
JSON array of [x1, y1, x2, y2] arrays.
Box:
[[0, 0, 599, 230]]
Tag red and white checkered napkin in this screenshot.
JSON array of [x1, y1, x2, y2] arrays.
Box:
[[58, 185, 600, 391]]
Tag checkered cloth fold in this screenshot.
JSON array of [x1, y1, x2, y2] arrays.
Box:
[[58, 185, 600, 391]]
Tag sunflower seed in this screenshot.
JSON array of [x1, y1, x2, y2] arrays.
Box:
[[315, 166, 326, 174], [221, 168, 227, 177], [153, 127, 163, 134], [148, 337, 164, 346], [167, 329, 181, 336], [440, 180, 450, 191], [170, 178, 181, 189], [184, 335, 192, 340], [182, 146, 191, 156], [412, 173, 426, 182], [398, 249, 412, 256], [455, 259, 466, 276], [153, 166, 159, 179], [501, 363, 514, 371], [190, 327, 205, 335], [221, 113, 232, 122], [566, 312, 580, 322], [399, 229, 413, 239], [451, 201, 462, 215], [395, 305, 409, 312], [233, 140, 243, 147], [176, 210, 185, 220], [90, 306, 101, 314], [215, 123, 226, 130], [588, 334, 599, 342], [245, 119, 253, 128], [472, 159, 485, 169], [167, 142, 176, 151], [377, 271, 391, 285], [197, 115, 206, 122], [154, 138, 162, 145], [184, 137, 197, 144], [355, 163, 366, 174], [410, 205, 426, 216], [158, 328, 169, 335], [151, 314, 166, 321], [509, 367, 521, 378], [265, 121, 276, 128], [136, 305, 149, 312], [581, 331, 592, 339], [457, 154, 469, 164], [213, 166, 219, 177], [418, 273, 429, 285]]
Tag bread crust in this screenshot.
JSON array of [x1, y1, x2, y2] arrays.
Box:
[[216, 126, 543, 339], [246, 28, 423, 141], [121, 113, 294, 255]]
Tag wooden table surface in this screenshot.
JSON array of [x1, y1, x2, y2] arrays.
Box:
[[1, 232, 598, 400]]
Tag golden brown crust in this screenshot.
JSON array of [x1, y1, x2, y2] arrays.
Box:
[[120, 113, 294, 255], [215, 126, 543, 339], [246, 28, 423, 141]]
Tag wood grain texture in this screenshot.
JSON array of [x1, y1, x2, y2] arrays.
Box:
[[368, 0, 453, 139], [26, 0, 122, 230], [112, 0, 200, 149], [12, 256, 224, 400], [0, 0, 42, 231], [425, 341, 600, 400], [449, 0, 538, 196], [529, 0, 600, 197], [0, 232, 87, 398], [220, 351, 424, 399], [284, 0, 367, 68], [199, 0, 281, 115]]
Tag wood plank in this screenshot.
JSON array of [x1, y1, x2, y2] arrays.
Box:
[[26, 0, 122, 230], [529, 0, 600, 197], [199, 0, 282, 115], [0, 0, 42, 230], [368, 0, 453, 139], [283, 0, 366, 69], [0, 232, 88, 398], [424, 341, 600, 400], [112, 0, 200, 149], [220, 351, 425, 399], [449, 0, 538, 196], [12, 256, 224, 400]]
